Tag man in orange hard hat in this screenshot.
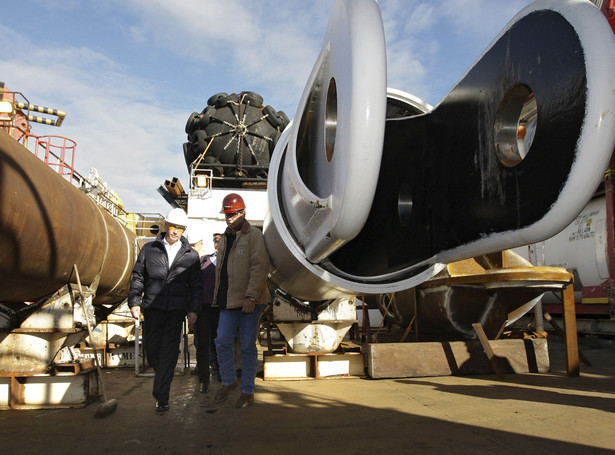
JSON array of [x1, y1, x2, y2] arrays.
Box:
[[213, 193, 270, 408]]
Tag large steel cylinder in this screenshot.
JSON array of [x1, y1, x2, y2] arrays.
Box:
[[0, 130, 136, 305]]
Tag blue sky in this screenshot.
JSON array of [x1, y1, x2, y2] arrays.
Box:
[[1, 0, 532, 214]]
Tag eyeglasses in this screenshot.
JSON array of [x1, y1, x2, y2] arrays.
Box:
[[224, 210, 244, 219], [167, 224, 186, 233]]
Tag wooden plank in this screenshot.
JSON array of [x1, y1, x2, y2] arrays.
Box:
[[562, 284, 580, 376], [472, 322, 504, 379], [366, 338, 549, 378]]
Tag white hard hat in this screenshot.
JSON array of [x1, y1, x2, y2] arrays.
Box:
[[165, 208, 188, 227], [185, 229, 203, 245]]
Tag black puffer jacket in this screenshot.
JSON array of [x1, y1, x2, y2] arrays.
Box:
[[128, 233, 202, 313]]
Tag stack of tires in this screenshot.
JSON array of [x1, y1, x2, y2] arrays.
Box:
[[184, 91, 289, 185]]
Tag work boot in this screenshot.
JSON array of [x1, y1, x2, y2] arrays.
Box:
[[155, 401, 169, 412], [236, 393, 254, 408], [214, 382, 237, 403]]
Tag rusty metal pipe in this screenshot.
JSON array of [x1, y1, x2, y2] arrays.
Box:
[[0, 130, 136, 305]]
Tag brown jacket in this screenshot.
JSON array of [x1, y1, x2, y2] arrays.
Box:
[[213, 220, 270, 309]]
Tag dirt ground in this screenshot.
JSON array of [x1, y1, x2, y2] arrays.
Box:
[[1, 340, 614, 455]]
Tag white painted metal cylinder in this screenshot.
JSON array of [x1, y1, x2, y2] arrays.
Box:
[[514, 196, 609, 289]]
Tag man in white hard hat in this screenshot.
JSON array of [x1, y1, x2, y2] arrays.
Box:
[[128, 208, 202, 412]]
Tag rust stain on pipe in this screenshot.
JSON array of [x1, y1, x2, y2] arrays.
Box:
[[0, 130, 136, 305]]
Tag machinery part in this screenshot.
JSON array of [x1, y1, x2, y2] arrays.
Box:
[[265, 0, 393, 301], [329, 0, 615, 277], [264, 0, 615, 301], [0, 130, 137, 305], [272, 293, 357, 353], [274, 0, 387, 264], [0, 288, 84, 374], [371, 291, 416, 328], [370, 250, 573, 341]]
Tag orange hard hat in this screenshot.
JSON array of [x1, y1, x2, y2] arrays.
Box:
[[220, 193, 246, 214]]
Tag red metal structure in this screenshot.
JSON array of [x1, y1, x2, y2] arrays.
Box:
[[32, 135, 77, 182], [1, 84, 77, 183], [0, 83, 30, 142]]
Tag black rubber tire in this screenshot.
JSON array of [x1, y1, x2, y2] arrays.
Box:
[[204, 155, 223, 176], [269, 130, 281, 154], [277, 110, 290, 128], [241, 91, 264, 107], [262, 105, 282, 129], [183, 142, 196, 167], [190, 129, 209, 154], [194, 114, 210, 130], [185, 112, 200, 134], [207, 92, 228, 107], [214, 95, 230, 109]]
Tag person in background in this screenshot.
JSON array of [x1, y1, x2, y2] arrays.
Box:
[[213, 193, 270, 408], [187, 230, 222, 393], [128, 208, 202, 412]]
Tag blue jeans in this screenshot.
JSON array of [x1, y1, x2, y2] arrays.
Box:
[[215, 305, 263, 394]]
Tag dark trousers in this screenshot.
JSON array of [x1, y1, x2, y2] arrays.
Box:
[[194, 306, 220, 383], [143, 308, 185, 403]]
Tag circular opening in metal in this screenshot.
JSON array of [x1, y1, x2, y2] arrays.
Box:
[[325, 78, 337, 162], [398, 182, 413, 227], [494, 84, 537, 167]]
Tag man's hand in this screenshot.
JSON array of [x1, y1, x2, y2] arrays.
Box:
[[130, 306, 141, 320], [242, 298, 256, 313], [187, 311, 198, 328]]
